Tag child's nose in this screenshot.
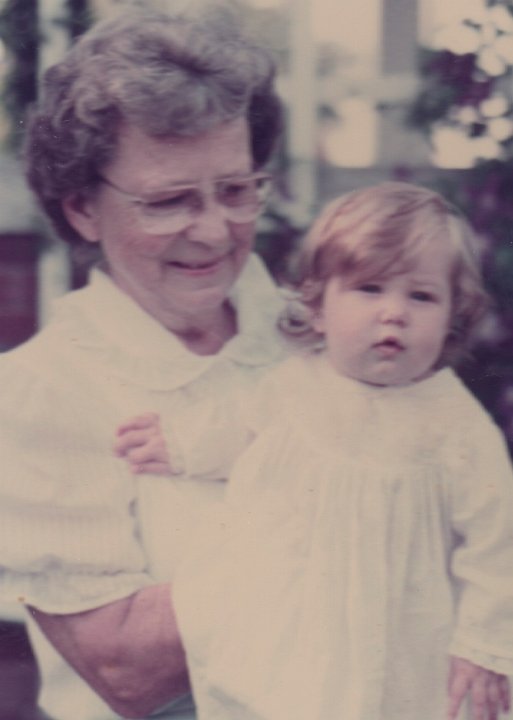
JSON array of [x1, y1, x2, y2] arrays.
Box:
[[379, 295, 408, 326]]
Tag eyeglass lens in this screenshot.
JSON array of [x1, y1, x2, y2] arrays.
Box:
[[137, 175, 272, 233]]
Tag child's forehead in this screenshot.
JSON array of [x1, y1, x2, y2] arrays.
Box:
[[340, 237, 454, 282]]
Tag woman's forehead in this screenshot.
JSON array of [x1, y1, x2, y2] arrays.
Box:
[[106, 118, 253, 189]]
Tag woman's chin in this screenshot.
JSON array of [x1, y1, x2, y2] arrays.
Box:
[[166, 285, 234, 320]]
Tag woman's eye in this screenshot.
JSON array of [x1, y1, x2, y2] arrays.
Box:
[[411, 290, 435, 302], [358, 283, 382, 294], [145, 193, 191, 212], [220, 182, 252, 205], [223, 182, 246, 196]]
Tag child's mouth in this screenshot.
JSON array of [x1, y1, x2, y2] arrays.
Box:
[[374, 338, 405, 357]]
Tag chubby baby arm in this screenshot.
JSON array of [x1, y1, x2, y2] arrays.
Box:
[[114, 412, 182, 476], [114, 365, 282, 482], [447, 399, 513, 720], [448, 656, 510, 720]]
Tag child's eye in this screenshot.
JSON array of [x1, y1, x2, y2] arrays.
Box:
[[411, 290, 436, 302], [358, 283, 382, 294]]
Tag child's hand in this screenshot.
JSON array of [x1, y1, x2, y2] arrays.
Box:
[[114, 412, 181, 476], [448, 656, 511, 720]]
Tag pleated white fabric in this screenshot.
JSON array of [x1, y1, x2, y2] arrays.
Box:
[[175, 354, 513, 720]]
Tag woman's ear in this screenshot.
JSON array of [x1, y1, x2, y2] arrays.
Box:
[[62, 193, 100, 244]]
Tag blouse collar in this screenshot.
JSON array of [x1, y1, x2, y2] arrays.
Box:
[[312, 353, 455, 401], [53, 254, 286, 390]]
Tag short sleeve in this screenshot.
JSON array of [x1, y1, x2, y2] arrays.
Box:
[[0, 353, 151, 614], [448, 406, 513, 674]]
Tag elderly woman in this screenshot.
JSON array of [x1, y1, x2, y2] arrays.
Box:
[[0, 8, 285, 720]]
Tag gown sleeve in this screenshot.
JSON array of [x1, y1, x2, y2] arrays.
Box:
[[159, 378, 253, 483], [0, 351, 152, 614], [448, 400, 513, 675], [164, 360, 291, 483]]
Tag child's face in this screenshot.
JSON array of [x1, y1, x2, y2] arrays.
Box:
[[314, 239, 453, 386]]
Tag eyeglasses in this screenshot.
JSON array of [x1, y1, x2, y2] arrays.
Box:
[[97, 172, 273, 235]]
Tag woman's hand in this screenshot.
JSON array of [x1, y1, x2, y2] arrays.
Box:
[[114, 412, 180, 476], [448, 655, 511, 720]]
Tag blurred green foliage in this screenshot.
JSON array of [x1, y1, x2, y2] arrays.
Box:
[[407, 0, 513, 448], [0, 0, 92, 150], [0, 0, 38, 151]]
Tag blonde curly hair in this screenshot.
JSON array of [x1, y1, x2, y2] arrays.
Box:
[[280, 182, 490, 366]]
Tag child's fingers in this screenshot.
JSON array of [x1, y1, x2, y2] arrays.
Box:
[[448, 671, 470, 719], [131, 460, 178, 476], [448, 660, 509, 720], [499, 675, 511, 712], [128, 441, 183, 474], [483, 674, 511, 720], [113, 429, 155, 456], [113, 430, 142, 457], [116, 412, 160, 436], [485, 678, 500, 720], [469, 673, 489, 720], [124, 436, 170, 465]]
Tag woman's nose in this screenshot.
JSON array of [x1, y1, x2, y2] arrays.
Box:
[[185, 200, 232, 248]]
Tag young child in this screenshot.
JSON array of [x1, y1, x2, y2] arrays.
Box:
[[115, 182, 513, 720]]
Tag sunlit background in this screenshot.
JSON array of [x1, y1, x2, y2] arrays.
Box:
[[203, 0, 513, 169], [1, 0, 513, 168], [1, 0, 512, 168]]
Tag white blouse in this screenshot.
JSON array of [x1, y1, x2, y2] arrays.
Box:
[[174, 354, 513, 720], [0, 253, 286, 720]]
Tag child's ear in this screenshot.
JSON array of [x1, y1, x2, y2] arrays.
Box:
[[62, 193, 101, 244], [312, 308, 325, 333]]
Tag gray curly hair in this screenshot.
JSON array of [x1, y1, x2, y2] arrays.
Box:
[[25, 7, 282, 245]]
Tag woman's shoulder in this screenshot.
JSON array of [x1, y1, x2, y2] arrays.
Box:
[[0, 323, 62, 390], [0, 287, 117, 421], [0, 334, 89, 446]]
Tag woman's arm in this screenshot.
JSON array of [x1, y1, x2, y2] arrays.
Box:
[[29, 583, 190, 719]]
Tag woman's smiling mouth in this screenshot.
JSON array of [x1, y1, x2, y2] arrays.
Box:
[[166, 254, 230, 275]]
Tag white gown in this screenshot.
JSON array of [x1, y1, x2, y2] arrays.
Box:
[[174, 354, 513, 720]]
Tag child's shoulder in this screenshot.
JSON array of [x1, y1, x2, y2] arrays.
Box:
[[433, 367, 507, 444], [435, 367, 491, 415]]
